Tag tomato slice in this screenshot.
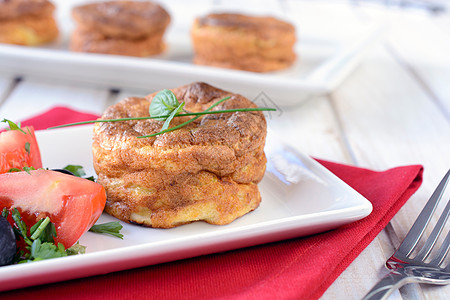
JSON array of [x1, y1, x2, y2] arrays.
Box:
[[0, 126, 42, 173], [0, 169, 106, 248]]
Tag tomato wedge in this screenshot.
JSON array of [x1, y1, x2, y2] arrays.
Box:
[[0, 126, 42, 173], [0, 169, 106, 248]]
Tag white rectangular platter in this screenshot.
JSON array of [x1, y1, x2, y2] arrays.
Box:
[[0, 125, 372, 291], [0, 0, 384, 106]]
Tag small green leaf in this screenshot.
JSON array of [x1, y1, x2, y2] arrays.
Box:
[[84, 176, 95, 182], [89, 221, 124, 239], [24, 142, 31, 155], [22, 166, 35, 174], [1, 119, 26, 134], [30, 239, 67, 261], [149, 89, 180, 120], [66, 242, 86, 255], [41, 222, 57, 243], [63, 165, 86, 177], [7, 166, 35, 173], [162, 102, 185, 131], [62, 165, 95, 181]]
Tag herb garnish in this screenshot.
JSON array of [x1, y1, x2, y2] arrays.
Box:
[[3, 208, 85, 263], [3, 206, 123, 264], [89, 222, 124, 239], [1, 119, 25, 133], [1, 119, 34, 159], [49, 90, 276, 138], [62, 164, 95, 181]]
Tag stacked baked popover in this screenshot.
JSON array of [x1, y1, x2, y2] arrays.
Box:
[[0, 0, 58, 46], [92, 82, 267, 228], [70, 1, 171, 57], [191, 13, 297, 72]]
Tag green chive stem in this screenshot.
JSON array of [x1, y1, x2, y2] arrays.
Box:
[[138, 96, 231, 138], [48, 95, 276, 138], [12, 209, 33, 246], [49, 107, 275, 130], [30, 217, 51, 240]]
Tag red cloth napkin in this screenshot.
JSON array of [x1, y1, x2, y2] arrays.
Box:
[[1, 107, 424, 300], [20, 107, 100, 130]]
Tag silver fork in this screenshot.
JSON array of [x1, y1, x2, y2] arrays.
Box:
[[363, 169, 450, 300]]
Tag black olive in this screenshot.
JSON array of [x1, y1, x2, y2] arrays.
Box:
[[0, 216, 16, 266], [51, 169, 75, 176]]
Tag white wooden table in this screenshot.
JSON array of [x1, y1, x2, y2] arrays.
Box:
[[1, 1, 449, 299]]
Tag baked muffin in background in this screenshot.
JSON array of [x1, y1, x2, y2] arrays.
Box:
[[70, 0, 170, 57], [93, 82, 267, 228], [0, 0, 59, 46], [191, 13, 297, 72]]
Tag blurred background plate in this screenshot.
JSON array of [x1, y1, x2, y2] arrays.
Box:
[[0, 0, 384, 106]]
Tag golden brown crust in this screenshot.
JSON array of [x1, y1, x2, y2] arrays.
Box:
[[0, 0, 55, 20], [0, 0, 58, 46], [70, 1, 170, 56], [191, 13, 296, 72], [93, 82, 267, 228], [70, 27, 166, 57], [72, 1, 170, 39], [196, 13, 294, 39]]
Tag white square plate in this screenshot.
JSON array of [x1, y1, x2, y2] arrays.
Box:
[[0, 125, 372, 291], [0, 1, 384, 106]]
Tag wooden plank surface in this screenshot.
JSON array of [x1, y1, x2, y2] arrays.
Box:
[[0, 77, 17, 110], [0, 78, 111, 123], [333, 4, 450, 299]]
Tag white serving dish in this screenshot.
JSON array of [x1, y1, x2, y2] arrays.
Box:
[[0, 125, 372, 291]]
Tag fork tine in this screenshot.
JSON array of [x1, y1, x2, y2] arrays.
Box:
[[416, 198, 450, 261], [432, 229, 450, 268], [397, 169, 450, 257]]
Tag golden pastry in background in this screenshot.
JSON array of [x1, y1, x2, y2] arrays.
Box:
[[191, 13, 297, 72], [70, 0, 170, 57], [93, 82, 267, 228], [0, 0, 58, 46]]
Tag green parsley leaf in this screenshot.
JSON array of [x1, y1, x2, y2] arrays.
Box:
[[8, 166, 36, 173], [1, 119, 26, 133], [4, 209, 89, 265], [66, 242, 87, 256], [29, 239, 67, 261], [84, 176, 95, 182], [89, 222, 124, 239], [22, 166, 35, 174], [24, 142, 31, 155], [63, 165, 86, 177], [62, 165, 95, 182]]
